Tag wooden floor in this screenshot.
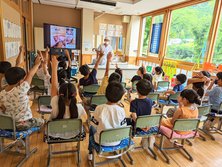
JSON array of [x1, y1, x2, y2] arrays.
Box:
[[1, 94, 222, 167]]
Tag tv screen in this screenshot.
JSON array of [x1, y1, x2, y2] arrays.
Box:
[[44, 23, 81, 49]]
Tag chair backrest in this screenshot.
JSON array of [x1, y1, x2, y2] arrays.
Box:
[[121, 82, 126, 88], [135, 114, 161, 129], [157, 81, 169, 91], [147, 93, 159, 102], [83, 84, 100, 94], [0, 114, 16, 139], [31, 77, 45, 88], [99, 126, 131, 146], [198, 105, 211, 117], [91, 95, 107, 106], [173, 119, 200, 132], [168, 91, 181, 101], [38, 96, 51, 107], [47, 119, 82, 140]]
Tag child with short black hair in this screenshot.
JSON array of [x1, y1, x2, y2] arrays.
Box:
[[0, 55, 44, 131], [79, 51, 103, 87], [128, 79, 157, 149], [0, 61, 11, 90], [143, 73, 154, 92], [129, 79, 153, 124], [0, 46, 25, 90], [163, 73, 187, 97], [88, 82, 126, 160]]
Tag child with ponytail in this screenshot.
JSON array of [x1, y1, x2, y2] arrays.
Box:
[[161, 89, 200, 134], [50, 56, 87, 139]]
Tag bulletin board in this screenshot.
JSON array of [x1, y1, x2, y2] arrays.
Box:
[[2, 1, 22, 61], [99, 23, 123, 37]]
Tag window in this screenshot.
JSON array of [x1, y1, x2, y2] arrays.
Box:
[[141, 16, 152, 56], [213, 10, 222, 65], [140, 14, 164, 56], [166, 1, 215, 63]]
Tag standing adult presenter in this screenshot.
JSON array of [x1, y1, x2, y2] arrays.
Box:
[[97, 37, 113, 65]]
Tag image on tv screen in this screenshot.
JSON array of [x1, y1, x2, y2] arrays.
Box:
[[50, 25, 76, 49]]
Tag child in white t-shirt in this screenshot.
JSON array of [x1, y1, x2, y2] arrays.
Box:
[[49, 56, 87, 139], [0, 55, 44, 131], [153, 66, 165, 90], [36, 49, 51, 94], [88, 81, 126, 160]]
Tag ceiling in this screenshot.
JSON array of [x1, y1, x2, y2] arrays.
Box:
[[32, 0, 188, 15]]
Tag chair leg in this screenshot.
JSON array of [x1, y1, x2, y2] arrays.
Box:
[[0, 138, 3, 152], [154, 135, 170, 164], [148, 146, 157, 160], [185, 139, 193, 146], [126, 151, 134, 165], [47, 144, 52, 167], [17, 136, 37, 167], [181, 147, 193, 162], [119, 156, 127, 167], [77, 141, 81, 167], [199, 128, 215, 140]]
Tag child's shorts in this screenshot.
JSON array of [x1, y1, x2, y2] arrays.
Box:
[[16, 118, 45, 131]]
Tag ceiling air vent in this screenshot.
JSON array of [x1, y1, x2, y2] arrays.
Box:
[[80, 0, 116, 6]]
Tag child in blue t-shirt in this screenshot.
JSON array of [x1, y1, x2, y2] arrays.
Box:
[[127, 79, 157, 149], [162, 74, 187, 103]]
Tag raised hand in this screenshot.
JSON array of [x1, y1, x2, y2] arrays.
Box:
[[34, 55, 43, 66], [19, 45, 25, 53], [107, 52, 112, 62]]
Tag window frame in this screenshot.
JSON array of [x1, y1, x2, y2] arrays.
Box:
[[138, 0, 219, 67]]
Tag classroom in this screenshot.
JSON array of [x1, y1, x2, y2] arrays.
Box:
[[0, 0, 222, 167]]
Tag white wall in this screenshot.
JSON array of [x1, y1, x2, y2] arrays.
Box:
[[81, 8, 94, 55], [125, 15, 140, 57]]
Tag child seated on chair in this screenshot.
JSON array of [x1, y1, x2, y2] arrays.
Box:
[[0, 54, 45, 131], [36, 48, 51, 94], [78, 51, 104, 88], [131, 66, 145, 83], [127, 79, 157, 148], [143, 73, 154, 92], [57, 49, 72, 80], [161, 89, 200, 135], [203, 72, 222, 130], [88, 82, 126, 160], [49, 56, 87, 139], [0, 46, 25, 90], [153, 66, 165, 90], [160, 74, 187, 101]]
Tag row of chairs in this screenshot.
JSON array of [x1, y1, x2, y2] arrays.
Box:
[[0, 112, 202, 166]]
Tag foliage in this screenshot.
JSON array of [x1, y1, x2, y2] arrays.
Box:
[[142, 0, 221, 64]]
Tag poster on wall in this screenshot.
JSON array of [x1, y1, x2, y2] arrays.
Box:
[[5, 41, 20, 59], [3, 19, 21, 39], [99, 23, 107, 36], [150, 23, 163, 54]]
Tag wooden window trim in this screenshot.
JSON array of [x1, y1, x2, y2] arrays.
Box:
[[138, 0, 221, 67]]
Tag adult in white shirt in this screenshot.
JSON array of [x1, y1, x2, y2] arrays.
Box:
[[97, 37, 114, 65]]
